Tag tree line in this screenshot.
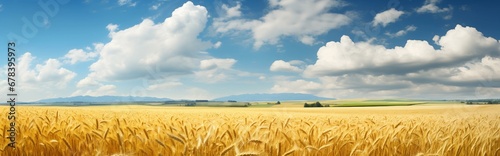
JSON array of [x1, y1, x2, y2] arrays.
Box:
[[304, 101, 330, 107]]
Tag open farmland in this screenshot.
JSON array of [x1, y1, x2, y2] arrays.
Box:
[[1, 104, 499, 155], [330, 100, 428, 107]]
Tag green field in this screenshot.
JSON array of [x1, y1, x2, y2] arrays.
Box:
[[190, 102, 250, 107], [331, 100, 427, 107], [270, 99, 463, 108]]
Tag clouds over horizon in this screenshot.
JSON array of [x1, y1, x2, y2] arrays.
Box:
[[73, 1, 253, 98], [304, 25, 500, 77], [272, 24, 500, 99], [0, 52, 78, 101], [7, 1, 500, 101]]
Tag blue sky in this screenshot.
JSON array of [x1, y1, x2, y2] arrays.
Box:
[[1, 0, 500, 102]]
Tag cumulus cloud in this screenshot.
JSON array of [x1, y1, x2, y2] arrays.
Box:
[[416, 0, 453, 19], [76, 76, 100, 88], [221, 2, 241, 19], [372, 8, 404, 27], [19, 53, 76, 88], [85, 1, 212, 83], [407, 56, 500, 87], [270, 60, 304, 73], [64, 49, 95, 64], [8, 53, 77, 101], [277, 55, 500, 99], [432, 35, 440, 45], [73, 1, 253, 99], [385, 25, 417, 38], [63, 43, 103, 64], [417, 0, 452, 13], [305, 25, 500, 77], [195, 58, 238, 83], [199, 58, 236, 70], [300, 36, 316, 45], [213, 0, 351, 49], [271, 25, 500, 99]]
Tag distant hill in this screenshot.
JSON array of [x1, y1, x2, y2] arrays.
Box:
[[213, 93, 334, 102], [36, 95, 171, 103]]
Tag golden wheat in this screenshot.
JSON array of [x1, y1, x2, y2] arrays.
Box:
[[0, 105, 499, 155]]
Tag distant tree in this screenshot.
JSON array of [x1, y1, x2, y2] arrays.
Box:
[[276, 101, 281, 104], [314, 101, 323, 107]]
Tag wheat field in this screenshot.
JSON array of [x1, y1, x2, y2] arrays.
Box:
[[1, 105, 499, 155]]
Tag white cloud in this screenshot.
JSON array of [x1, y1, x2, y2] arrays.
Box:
[[10, 53, 77, 101], [195, 58, 237, 83], [300, 36, 315, 45], [417, 0, 452, 13], [74, 1, 252, 99], [199, 58, 236, 70], [0, 4, 3, 12], [408, 56, 500, 85], [19, 53, 76, 88], [118, 0, 136, 7], [221, 2, 241, 18], [372, 8, 404, 27], [76, 76, 100, 88], [106, 24, 119, 37], [416, 0, 453, 19], [304, 25, 500, 77], [106, 24, 118, 32], [213, 0, 351, 49], [213, 41, 222, 49], [270, 60, 304, 73], [269, 74, 491, 99], [85, 1, 212, 82], [273, 25, 500, 99], [385, 25, 417, 37], [63, 43, 103, 64], [432, 35, 440, 45], [150, 3, 161, 10]]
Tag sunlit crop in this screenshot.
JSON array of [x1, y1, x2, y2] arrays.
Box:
[[1, 105, 499, 155]]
